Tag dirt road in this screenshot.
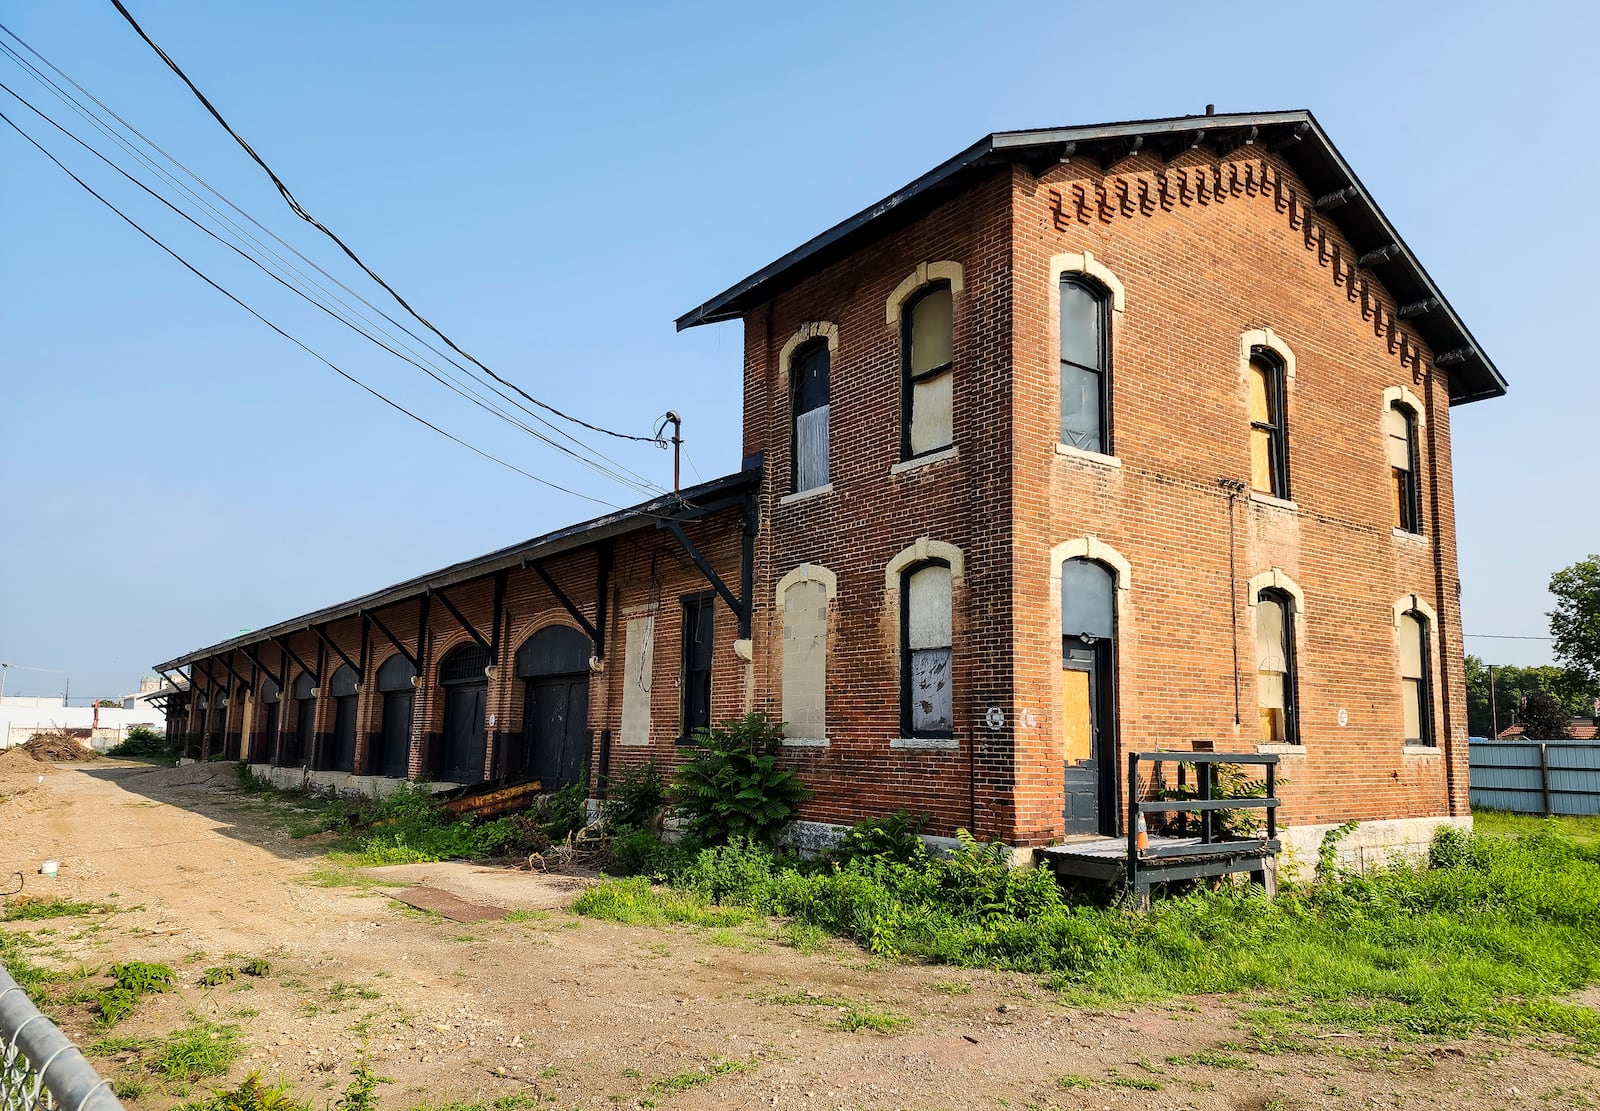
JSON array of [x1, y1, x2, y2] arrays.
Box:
[[2, 756, 1595, 1110]]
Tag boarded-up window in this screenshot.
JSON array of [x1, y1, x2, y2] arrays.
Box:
[[781, 578, 829, 739], [902, 561, 953, 737], [1387, 403, 1420, 533], [791, 341, 830, 493], [1399, 611, 1433, 746], [904, 283, 954, 458], [620, 612, 654, 746], [1060, 277, 1110, 453], [1249, 350, 1288, 497], [1255, 591, 1296, 744]]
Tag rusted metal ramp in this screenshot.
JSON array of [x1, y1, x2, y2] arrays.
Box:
[[1037, 750, 1282, 906]]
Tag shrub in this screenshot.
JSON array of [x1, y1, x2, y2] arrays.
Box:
[[828, 810, 929, 866], [601, 761, 666, 829], [671, 713, 811, 845], [175, 1072, 310, 1111], [96, 961, 174, 1026], [106, 726, 173, 759]]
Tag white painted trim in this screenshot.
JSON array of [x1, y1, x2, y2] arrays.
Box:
[[777, 321, 840, 390], [1245, 568, 1306, 614], [885, 261, 965, 327], [1382, 384, 1427, 427], [1249, 491, 1297, 511], [1054, 443, 1121, 468], [776, 562, 839, 604], [884, 537, 966, 592], [778, 482, 833, 507], [1241, 327, 1297, 383], [889, 445, 958, 475], [890, 737, 959, 750], [1048, 249, 1126, 312]]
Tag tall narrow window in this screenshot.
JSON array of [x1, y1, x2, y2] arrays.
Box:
[[903, 282, 954, 459], [901, 561, 953, 737], [1387, 403, 1421, 533], [791, 340, 830, 492], [1060, 276, 1111, 454], [1399, 610, 1434, 746], [781, 576, 829, 741], [681, 593, 715, 741], [1255, 590, 1297, 744], [1248, 349, 1289, 497]]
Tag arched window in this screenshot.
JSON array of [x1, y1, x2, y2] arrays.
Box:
[[1387, 402, 1421, 533], [438, 643, 492, 685], [901, 560, 953, 738], [1254, 589, 1297, 744], [1248, 348, 1289, 497], [791, 339, 830, 493], [1059, 276, 1111, 454], [903, 282, 954, 459], [1399, 610, 1434, 746]]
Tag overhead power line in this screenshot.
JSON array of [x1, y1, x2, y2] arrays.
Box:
[[108, 0, 659, 445], [0, 106, 631, 510], [1464, 634, 1556, 642]]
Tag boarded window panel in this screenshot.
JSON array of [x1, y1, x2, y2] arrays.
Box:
[[1392, 469, 1408, 529], [795, 404, 829, 491], [1060, 362, 1103, 453], [1399, 614, 1425, 679], [1060, 559, 1114, 641], [1061, 667, 1092, 763], [910, 286, 953, 375], [620, 614, 654, 745], [781, 579, 828, 740], [1260, 706, 1287, 743], [910, 370, 953, 455], [1059, 280, 1102, 370], [1402, 677, 1423, 743], [909, 647, 953, 734], [907, 564, 953, 650], [793, 344, 829, 415], [1255, 597, 1287, 672], [1251, 428, 1274, 493], [1386, 407, 1412, 470], [1248, 360, 1272, 423]]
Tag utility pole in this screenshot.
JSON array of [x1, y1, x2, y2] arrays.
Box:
[[1489, 664, 1498, 740], [657, 411, 683, 492]]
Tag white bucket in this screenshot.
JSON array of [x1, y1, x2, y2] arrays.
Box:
[[39, 860, 58, 877]]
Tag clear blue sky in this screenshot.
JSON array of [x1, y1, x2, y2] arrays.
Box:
[[2, 1, 1593, 701]]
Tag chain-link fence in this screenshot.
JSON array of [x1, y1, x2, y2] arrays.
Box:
[[0, 964, 123, 1111]]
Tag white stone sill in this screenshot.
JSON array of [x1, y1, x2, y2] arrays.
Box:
[[1392, 527, 1428, 543], [778, 483, 833, 507], [1256, 743, 1307, 755], [1403, 745, 1443, 757], [891, 737, 959, 750], [781, 737, 828, 748], [1249, 491, 1298, 511], [889, 446, 958, 476], [1054, 444, 1121, 469]]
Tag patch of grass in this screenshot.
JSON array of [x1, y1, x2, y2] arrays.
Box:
[[781, 920, 826, 953], [646, 1059, 750, 1095], [835, 1006, 910, 1033], [96, 961, 175, 1027], [198, 966, 236, 988], [173, 1070, 310, 1111], [1165, 1051, 1253, 1070], [570, 877, 753, 928], [1106, 1074, 1163, 1091], [1473, 810, 1600, 850], [1055, 1074, 1094, 1090], [928, 979, 972, 995], [1, 898, 115, 921], [767, 990, 852, 1008], [84, 1033, 152, 1056], [151, 1021, 243, 1082], [502, 908, 549, 923], [304, 865, 390, 889]]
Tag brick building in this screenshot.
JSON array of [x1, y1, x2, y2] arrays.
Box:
[[155, 110, 1504, 864]]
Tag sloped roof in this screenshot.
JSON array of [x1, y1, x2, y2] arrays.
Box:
[[677, 110, 1504, 405]]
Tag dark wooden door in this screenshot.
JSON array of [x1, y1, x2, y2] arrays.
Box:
[[380, 690, 413, 778], [262, 701, 279, 764], [440, 683, 487, 783], [333, 695, 358, 772], [522, 676, 589, 789]]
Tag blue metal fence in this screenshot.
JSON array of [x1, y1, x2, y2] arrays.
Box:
[[1469, 741, 1600, 816]]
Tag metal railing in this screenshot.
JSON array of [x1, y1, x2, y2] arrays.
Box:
[[1126, 751, 1281, 896], [0, 964, 123, 1111]]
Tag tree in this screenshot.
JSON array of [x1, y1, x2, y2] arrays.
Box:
[[96, 698, 120, 708], [1550, 555, 1600, 691], [1520, 690, 1573, 740], [1464, 655, 1587, 738]]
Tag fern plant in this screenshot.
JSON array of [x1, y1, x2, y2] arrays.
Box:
[[671, 714, 811, 845]]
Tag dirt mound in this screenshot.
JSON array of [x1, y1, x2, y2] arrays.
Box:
[[19, 733, 98, 762]]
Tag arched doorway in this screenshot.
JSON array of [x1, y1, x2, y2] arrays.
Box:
[[515, 626, 590, 789], [436, 644, 490, 783], [207, 687, 228, 757], [1060, 558, 1117, 835], [329, 665, 359, 773], [283, 672, 316, 767], [258, 679, 280, 764], [374, 655, 416, 779]]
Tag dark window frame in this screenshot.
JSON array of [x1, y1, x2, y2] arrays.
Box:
[[1249, 347, 1291, 499], [679, 591, 716, 744], [900, 281, 954, 462], [1391, 402, 1422, 534], [1256, 587, 1299, 746], [1058, 275, 1113, 455], [1401, 610, 1435, 747], [899, 558, 955, 740], [789, 338, 831, 494]]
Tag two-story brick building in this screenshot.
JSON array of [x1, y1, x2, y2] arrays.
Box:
[[155, 109, 1504, 866]]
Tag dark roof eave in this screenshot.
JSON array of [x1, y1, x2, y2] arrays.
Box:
[[677, 109, 1505, 405], [153, 467, 760, 674]]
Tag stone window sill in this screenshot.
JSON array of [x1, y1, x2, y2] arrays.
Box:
[[1403, 744, 1442, 756], [1249, 491, 1298, 512], [1256, 743, 1307, 755], [1392, 527, 1428, 543], [781, 736, 828, 748], [779, 483, 833, 507], [1055, 444, 1122, 469], [891, 737, 958, 750], [889, 445, 958, 476]]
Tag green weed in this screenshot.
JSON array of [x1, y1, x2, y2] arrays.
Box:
[[96, 961, 174, 1027], [174, 1070, 309, 1111], [151, 1021, 243, 1082], [836, 1006, 910, 1033], [1, 898, 115, 921], [646, 1059, 749, 1095], [570, 877, 753, 928]]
